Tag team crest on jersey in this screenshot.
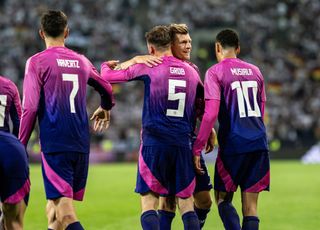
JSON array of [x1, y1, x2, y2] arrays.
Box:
[[170, 67, 185, 75]]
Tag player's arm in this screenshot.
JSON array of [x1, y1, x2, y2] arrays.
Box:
[[88, 64, 114, 110], [19, 58, 41, 146], [100, 61, 143, 83], [193, 99, 220, 174], [117, 55, 162, 69], [194, 80, 216, 153], [87, 64, 115, 132], [193, 68, 221, 174], [9, 83, 22, 137]]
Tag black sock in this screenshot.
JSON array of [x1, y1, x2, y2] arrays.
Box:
[[65, 221, 84, 230], [194, 206, 210, 229], [141, 210, 159, 230], [182, 211, 200, 230], [159, 210, 175, 230], [218, 201, 241, 230], [242, 216, 259, 230]]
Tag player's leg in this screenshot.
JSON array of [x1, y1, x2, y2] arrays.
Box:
[[46, 200, 62, 230], [136, 145, 172, 230], [240, 151, 270, 230], [2, 200, 26, 230], [193, 190, 212, 229], [241, 192, 259, 230], [53, 197, 82, 230], [215, 190, 240, 230], [41, 152, 86, 230], [214, 153, 241, 230], [0, 133, 30, 230], [0, 203, 3, 230], [193, 155, 213, 228], [140, 192, 159, 230], [177, 197, 199, 230], [158, 196, 176, 230], [175, 146, 199, 229]]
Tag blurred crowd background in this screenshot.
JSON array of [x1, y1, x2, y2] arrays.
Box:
[[1, 0, 319, 161]]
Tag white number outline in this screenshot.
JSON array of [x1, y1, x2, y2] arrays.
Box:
[[62, 74, 79, 113], [166, 79, 186, 117], [0, 95, 7, 127], [231, 80, 261, 118]]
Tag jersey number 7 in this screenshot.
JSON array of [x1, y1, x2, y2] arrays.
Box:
[[62, 74, 79, 114]]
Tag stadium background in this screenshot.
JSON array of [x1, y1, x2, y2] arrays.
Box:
[[1, 0, 319, 162], [1, 1, 319, 229]]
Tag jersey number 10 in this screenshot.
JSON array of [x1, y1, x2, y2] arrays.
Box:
[[62, 74, 79, 113], [0, 95, 7, 127], [231, 80, 261, 118]]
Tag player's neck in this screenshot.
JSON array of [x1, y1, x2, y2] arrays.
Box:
[[220, 49, 237, 61], [45, 38, 65, 49], [155, 50, 173, 58]]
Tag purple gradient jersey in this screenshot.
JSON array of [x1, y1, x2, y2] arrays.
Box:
[[101, 56, 202, 146], [0, 76, 22, 137], [19, 46, 114, 154], [205, 58, 268, 155]]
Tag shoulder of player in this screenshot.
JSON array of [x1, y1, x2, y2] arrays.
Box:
[[237, 58, 261, 74], [0, 75, 15, 87]]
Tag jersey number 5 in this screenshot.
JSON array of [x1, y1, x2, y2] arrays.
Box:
[[0, 95, 7, 127], [231, 80, 261, 118], [62, 74, 79, 113], [166, 79, 186, 117]]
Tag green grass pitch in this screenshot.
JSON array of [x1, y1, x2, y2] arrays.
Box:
[[24, 161, 320, 230]]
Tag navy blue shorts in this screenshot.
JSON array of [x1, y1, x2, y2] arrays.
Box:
[[194, 154, 213, 193], [41, 152, 89, 201], [135, 145, 196, 198], [214, 151, 270, 192], [0, 132, 30, 205]]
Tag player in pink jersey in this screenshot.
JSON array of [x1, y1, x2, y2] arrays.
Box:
[[19, 10, 114, 230], [102, 25, 201, 230], [157, 23, 214, 230], [0, 76, 21, 137], [0, 76, 30, 230], [193, 29, 269, 230], [115, 24, 214, 229]]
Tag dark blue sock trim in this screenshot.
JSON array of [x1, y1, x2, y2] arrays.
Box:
[[65, 221, 84, 230], [243, 216, 259, 222]]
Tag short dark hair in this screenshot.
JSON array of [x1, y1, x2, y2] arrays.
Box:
[[216, 29, 239, 49], [145, 25, 171, 51], [40, 10, 68, 38], [169, 23, 189, 41]]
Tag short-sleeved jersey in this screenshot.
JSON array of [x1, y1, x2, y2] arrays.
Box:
[[101, 56, 202, 146], [205, 58, 268, 155], [0, 76, 22, 137], [19, 46, 114, 154]]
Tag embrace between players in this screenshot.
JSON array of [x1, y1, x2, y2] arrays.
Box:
[[0, 10, 269, 230]]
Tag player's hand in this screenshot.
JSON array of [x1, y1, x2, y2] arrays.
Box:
[[193, 155, 204, 175], [105, 60, 120, 70], [133, 55, 162, 67], [205, 128, 216, 154], [90, 107, 111, 132]]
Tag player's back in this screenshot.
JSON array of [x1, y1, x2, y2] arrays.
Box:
[[136, 56, 201, 146], [0, 76, 21, 136], [209, 58, 268, 154], [26, 47, 94, 153]]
